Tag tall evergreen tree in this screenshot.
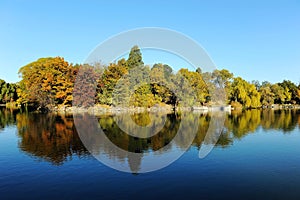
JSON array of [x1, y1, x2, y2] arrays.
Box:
[[127, 45, 144, 69]]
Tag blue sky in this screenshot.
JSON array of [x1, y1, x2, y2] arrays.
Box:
[[0, 0, 299, 84]]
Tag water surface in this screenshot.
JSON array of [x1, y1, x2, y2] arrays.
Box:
[[1, 108, 300, 199]]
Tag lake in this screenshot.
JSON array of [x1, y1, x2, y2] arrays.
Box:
[[1, 108, 300, 199]]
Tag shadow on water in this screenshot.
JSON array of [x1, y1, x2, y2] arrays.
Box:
[[1, 108, 300, 170]]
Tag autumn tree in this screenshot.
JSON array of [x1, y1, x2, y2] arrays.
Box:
[[73, 64, 99, 108], [18, 57, 76, 110], [259, 81, 275, 106], [9, 46, 300, 110], [168, 68, 207, 107], [150, 63, 175, 105], [229, 77, 261, 108], [180, 68, 208, 105]]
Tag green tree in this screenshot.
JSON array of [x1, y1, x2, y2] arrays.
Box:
[[0, 80, 18, 104], [279, 80, 299, 104], [212, 69, 233, 88], [0, 79, 6, 103], [212, 69, 233, 104], [97, 59, 128, 105], [252, 80, 261, 90], [127, 45, 144, 70], [128, 66, 157, 107]]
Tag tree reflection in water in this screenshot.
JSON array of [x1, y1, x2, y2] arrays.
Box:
[[0, 108, 17, 131], [16, 113, 88, 165], [0, 108, 298, 171]]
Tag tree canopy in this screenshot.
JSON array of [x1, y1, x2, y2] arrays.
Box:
[[1, 45, 299, 110], [18, 57, 77, 110]]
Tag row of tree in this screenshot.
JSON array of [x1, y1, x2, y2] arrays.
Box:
[[255, 80, 300, 106], [1, 45, 300, 110]]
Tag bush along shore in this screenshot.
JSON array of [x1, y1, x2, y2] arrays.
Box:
[[1, 46, 300, 113]]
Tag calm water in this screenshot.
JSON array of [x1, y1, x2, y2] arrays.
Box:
[[1, 108, 300, 199]]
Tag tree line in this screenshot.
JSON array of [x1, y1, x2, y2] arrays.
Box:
[[1, 45, 300, 110]]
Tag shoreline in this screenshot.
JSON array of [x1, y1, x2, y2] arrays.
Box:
[[2, 104, 300, 115], [50, 104, 300, 115], [51, 105, 232, 115]]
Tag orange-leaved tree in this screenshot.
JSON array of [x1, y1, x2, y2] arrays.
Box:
[[18, 57, 77, 109]]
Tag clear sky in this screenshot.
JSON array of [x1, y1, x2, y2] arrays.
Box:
[[1, 0, 299, 84]]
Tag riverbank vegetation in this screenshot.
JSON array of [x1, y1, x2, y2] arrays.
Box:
[[1, 46, 300, 111]]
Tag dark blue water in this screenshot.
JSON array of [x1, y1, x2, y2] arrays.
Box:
[[1, 109, 300, 199]]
